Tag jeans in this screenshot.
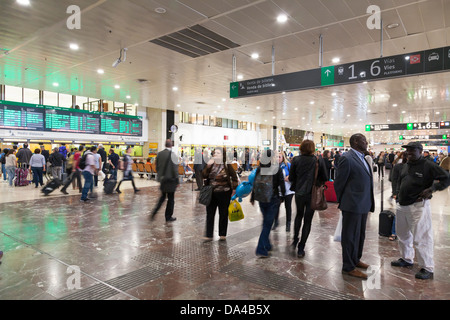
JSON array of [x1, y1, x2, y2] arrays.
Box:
[[31, 166, 44, 187], [256, 196, 280, 256], [2, 163, 6, 180], [81, 171, 93, 200], [6, 166, 15, 186]]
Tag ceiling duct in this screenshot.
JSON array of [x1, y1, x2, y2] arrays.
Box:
[[150, 24, 240, 58]]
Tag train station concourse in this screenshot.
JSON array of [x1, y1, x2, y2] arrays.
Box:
[[0, 0, 449, 308]]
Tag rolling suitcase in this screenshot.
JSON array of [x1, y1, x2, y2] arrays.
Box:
[[42, 179, 62, 196], [324, 170, 337, 202], [15, 164, 29, 187], [379, 177, 395, 237], [103, 175, 117, 194]]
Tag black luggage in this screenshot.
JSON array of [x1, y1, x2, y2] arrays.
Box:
[[42, 179, 62, 196], [378, 177, 395, 237], [103, 175, 117, 194]]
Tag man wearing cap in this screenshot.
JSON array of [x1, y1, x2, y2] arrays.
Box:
[[391, 142, 450, 280]]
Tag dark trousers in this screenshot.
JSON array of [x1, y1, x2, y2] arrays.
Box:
[[205, 190, 231, 238], [62, 170, 82, 192], [293, 194, 315, 249], [31, 167, 44, 187], [116, 171, 137, 191], [194, 169, 203, 190], [152, 192, 175, 221], [341, 211, 368, 272], [274, 193, 294, 227]]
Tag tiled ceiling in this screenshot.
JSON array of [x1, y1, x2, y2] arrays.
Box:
[[0, 0, 449, 142]]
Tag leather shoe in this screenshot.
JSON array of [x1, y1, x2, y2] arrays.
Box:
[[166, 217, 176, 222], [356, 261, 370, 269], [342, 269, 368, 279]]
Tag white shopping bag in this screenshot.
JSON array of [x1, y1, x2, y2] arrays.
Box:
[[334, 213, 343, 242]]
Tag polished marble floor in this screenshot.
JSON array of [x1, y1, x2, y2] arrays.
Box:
[[0, 171, 449, 301]]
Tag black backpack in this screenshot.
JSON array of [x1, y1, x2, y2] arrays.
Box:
[[78, 153, 88, 170], [253, 168, 273, 203]]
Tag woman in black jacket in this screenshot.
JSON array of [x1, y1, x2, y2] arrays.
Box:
[[250, 149, 286, 257], [289, 140, 328, 257]]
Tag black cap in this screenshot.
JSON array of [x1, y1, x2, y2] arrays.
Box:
[[401, 142, 423, 150]]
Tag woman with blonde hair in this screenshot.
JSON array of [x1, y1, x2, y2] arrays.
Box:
[[273, 151, 295, 232]]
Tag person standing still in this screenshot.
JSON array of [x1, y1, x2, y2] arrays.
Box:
[[334, 134, 375, 279], [202, 147, 239, 241], [150, 140, 178, 222], [391, 142, 450, 280]]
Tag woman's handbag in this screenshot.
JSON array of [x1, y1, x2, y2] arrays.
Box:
[[199, 184, 213, 206], [310, 158, 328, 211]]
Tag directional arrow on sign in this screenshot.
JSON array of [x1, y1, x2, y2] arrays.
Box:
[[321, 66, 335, 86]]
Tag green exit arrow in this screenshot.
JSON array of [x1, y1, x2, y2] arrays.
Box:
[[321, 67, 334, 86], [230, 82, 239, 98]]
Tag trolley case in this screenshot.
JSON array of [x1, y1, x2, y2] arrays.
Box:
[[379, 177, 395, 237], [103, 175, 117, 194], [15, 164, 30, 187], [324, 170, 337, 202], [42, 179, 62, 196]]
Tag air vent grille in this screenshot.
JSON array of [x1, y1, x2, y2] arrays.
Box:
[[150, 24, 240, 58]]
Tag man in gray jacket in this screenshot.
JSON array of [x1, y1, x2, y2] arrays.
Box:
[[150, 140, 179, 222]]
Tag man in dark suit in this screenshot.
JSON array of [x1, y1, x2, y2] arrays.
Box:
[[150, 139, 179, 222], [335, 134, 375, 279]]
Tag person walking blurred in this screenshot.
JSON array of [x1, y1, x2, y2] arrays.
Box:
[[150, 140, 178, 222], [251, 149, 286, 257]]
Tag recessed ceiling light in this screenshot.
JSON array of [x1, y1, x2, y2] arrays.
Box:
[[114, 85, 120, 89], [332, 57, 340, 64], [387, 23, 399, 29], [52, 82, 59, 87], [97, 69, 104, 74], [256, 106, 260, 110], [69, 43, 79, 50], [222, 98, 226, 102], [332, 92, 337, 96], [393, 104, 398, 107], [155, 7, 166, 14], [277, 14, 288, 23], [251, 53, 259, 59], [177, 104, 181, 107], [237, 75, 244, 80], [17, 0, 30, 6], [173, 86, 178, 91], [310, 101, 315, 105]]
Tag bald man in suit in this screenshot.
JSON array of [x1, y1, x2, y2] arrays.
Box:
[[335, 134, 375, 279]]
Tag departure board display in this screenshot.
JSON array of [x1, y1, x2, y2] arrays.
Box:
[[45, 107, 101, 134], [0, 101, 45, 131], [0, 101, 143, 137], [100, 113, 143, 136]]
